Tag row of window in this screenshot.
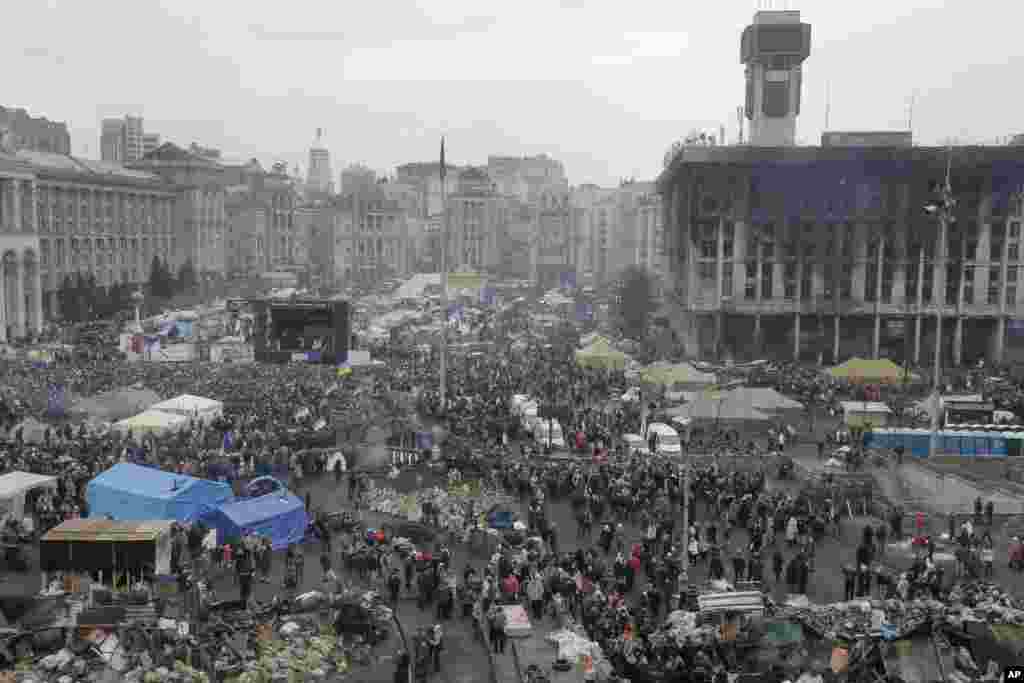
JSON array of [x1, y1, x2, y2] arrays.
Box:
[[37, 237, 173, 269]]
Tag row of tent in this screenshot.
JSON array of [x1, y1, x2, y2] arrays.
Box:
[[85, 463, 307, 550], [113, 394, 223, 437], [864, 428, 1024, 458]]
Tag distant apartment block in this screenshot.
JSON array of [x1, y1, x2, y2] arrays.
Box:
[[101, 115, 154, 163], [0, 105, 70, 154]]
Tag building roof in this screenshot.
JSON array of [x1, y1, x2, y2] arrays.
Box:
[[140, 141, 219, 166], [42, 519, 173, 543], [16, 149, 170, 188]]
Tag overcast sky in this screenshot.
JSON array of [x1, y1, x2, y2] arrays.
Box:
[[6, 0, 1022, 186]]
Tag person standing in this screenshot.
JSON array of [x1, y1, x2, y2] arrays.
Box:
[[488, 604, 507, 654], [237, 549, 254, 607]]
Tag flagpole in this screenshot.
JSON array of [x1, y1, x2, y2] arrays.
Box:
[[439, 137, 449, 416], [930, 144, 953, 458]]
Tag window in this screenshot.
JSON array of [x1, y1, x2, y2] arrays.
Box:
[[1011, 222, 1021, 239], [762, 241, 775, 259], [906, 264, 919, 302], [840, 264, 853, 300], [946, 264, 959, 305], [988, 266, 1001, 305], [882, 263, 894, 303], [865, 263, 878, 302], [722, 263, 734, 298], [966, 238, 978, 261], [723, 222, 734, 259], [698, 262, 715, 283], [1009, 266, 1018, 306], [744, 261, 757, 300], [761, 262, 774, 299], [992, 232, 1005, 261], [784, 262, 797, 299]]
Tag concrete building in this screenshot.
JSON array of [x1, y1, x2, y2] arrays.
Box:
[[448, 168, 504, 274], [142, 133, 161, 157], [394, 161, 459, 218], [294, 199, 336, 289], [101, 116, 149, 163], [333, 187, 413, 286], [741, 10, 811, 147], [657, 144, 1024, 364], [220, 158, 299, 278], [128, 142, 227, 279], [531, 189, 574, 288], [487, 154, 568, 203], [0, 106, 70, 155], [306, 129, 333, 195], [340, 164, 377, 196], [0, 135, 177, 330]]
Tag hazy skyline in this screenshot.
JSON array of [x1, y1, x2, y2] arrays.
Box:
[[6, 0, 1022, 186]]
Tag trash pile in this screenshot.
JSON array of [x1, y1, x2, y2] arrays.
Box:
[[545, 622, 612, 680], [365, 485, 512, 531], [226, 620, 351, 683], [946, 582, 1024, 625], [787, 599, 942, 640]]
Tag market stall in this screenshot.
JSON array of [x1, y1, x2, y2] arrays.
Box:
[[85, 463, 234, 523], [0, 471, 58, 521], [39, 519, 174, 583]]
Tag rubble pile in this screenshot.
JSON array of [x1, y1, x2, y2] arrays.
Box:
[[366, 485, 512, 530], [788, 599, 942, 640], [946, 582, 1024, 625]]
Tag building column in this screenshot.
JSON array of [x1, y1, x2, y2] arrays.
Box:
[[793, 312, 801, 361], [833, 314, 841, 362], [33, 265, 43, 334], [913, 315, 922, 365], [0, 267, 6, 343], [994, 317, 1006, 364], [11, 180, 21, 233], [12, 260, 24, 339], [953, 316, 964, 367], [873, 313, 881, 359]]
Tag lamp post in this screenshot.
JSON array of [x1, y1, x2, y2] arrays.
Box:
[[131, 288, 144, 332]]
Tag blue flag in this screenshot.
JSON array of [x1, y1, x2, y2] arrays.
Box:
[[1010, 320, 1024, 337], [416, 431, 434, 450], [479, 287, 496, 306], [560, 271, 577, 290], [306, 351, 322, 363], [222, 430, 234, 451], [447, 303, 464, 323], [575, 302, 593, 322], [46, 384, 65, 417]]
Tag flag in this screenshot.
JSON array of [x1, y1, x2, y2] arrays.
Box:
[[447, 303, 464, 323], [337, 361, 352, 377], [560, 271, 577, 290], [416, 431, 434, 450], [222, 430, 233, 451], [440, 137, 446, 182], [306, 351, 322, 363], [479, 286, 496, 306], [46, 384, 65, 417], [575, 302, 593, 322], [158, 320, 175, 337], [447, 272, 482, 291], [1010, 320, 1024, 337], [144, 337, 161, 355]]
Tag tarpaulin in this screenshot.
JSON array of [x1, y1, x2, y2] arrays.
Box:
[[203, 489, 308, 550], [86, 463, 234, 522]]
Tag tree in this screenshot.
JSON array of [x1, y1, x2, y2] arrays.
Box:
[[148, 255, 174, 299], [615, 265, 657, 340]]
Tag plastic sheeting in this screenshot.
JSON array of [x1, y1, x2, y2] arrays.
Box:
[[113, 410, 190, 436], [86, 463, 234, 522], [203, 490, 308, 550], [149, 394, 224, 423]]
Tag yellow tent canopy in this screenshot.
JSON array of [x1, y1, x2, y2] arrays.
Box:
[[575, 338, 629, 370], [640, 362, 717, 387], [826, 358, 918, 384]]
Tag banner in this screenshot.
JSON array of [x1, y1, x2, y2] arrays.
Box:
[[447, 272, 482, 291], [46, 384, 66, 417]]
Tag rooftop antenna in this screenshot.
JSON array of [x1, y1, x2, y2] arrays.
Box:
[[824, 81, 831, 131]]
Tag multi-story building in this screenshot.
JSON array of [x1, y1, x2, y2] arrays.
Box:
[[294, 199, 336, 288], [487, 154, 568, 203], [220, 158, 299, 278], [622, 186, 664, 281], [333, 187, 413, 285], [496, 198, 534, 279], [658, 144, 1024, 364], [340, 164, 377, 196], [741, 10, 811, 147], [394, 162, 459, 218], [448, 168, 503, 274], [128, 142, 227, 278], [531, 189, 574, 288], [0, 106, 71, 155], [101, 115, 149, 163], [142, 133, 161, 158], [0, 142, 177, 330], [570, 184, 624, 287]]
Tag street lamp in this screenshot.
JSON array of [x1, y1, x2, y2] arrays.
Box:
[[130, 288, 145, 332]]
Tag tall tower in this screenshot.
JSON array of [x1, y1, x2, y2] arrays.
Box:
[[741, 10, 811, 146], [306, 128, 334, 194]]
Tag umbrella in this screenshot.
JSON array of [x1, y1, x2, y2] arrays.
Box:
[[826, 358, 918, 384]]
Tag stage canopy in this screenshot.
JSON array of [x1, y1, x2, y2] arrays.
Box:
[[86, 463, 234, 522], [203, 482, 307, 550], [113, 410, 190, 437], [149, 394, 224, 423]]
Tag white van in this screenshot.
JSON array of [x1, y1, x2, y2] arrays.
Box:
[[646, 422, 682, 457], [533, 419, 566, 449]]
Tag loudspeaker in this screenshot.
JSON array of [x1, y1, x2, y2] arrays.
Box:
[[252, 302, 268, 355], [333, 301, 350, 361]]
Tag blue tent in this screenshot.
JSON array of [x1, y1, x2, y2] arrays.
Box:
[[86, 463, 234, 522], [204, 490, 308, 550]]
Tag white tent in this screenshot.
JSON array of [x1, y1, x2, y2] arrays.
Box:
[[0, 471, 58, 520], [150, 394, 224, 424], [114, 409, 190, 437]]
